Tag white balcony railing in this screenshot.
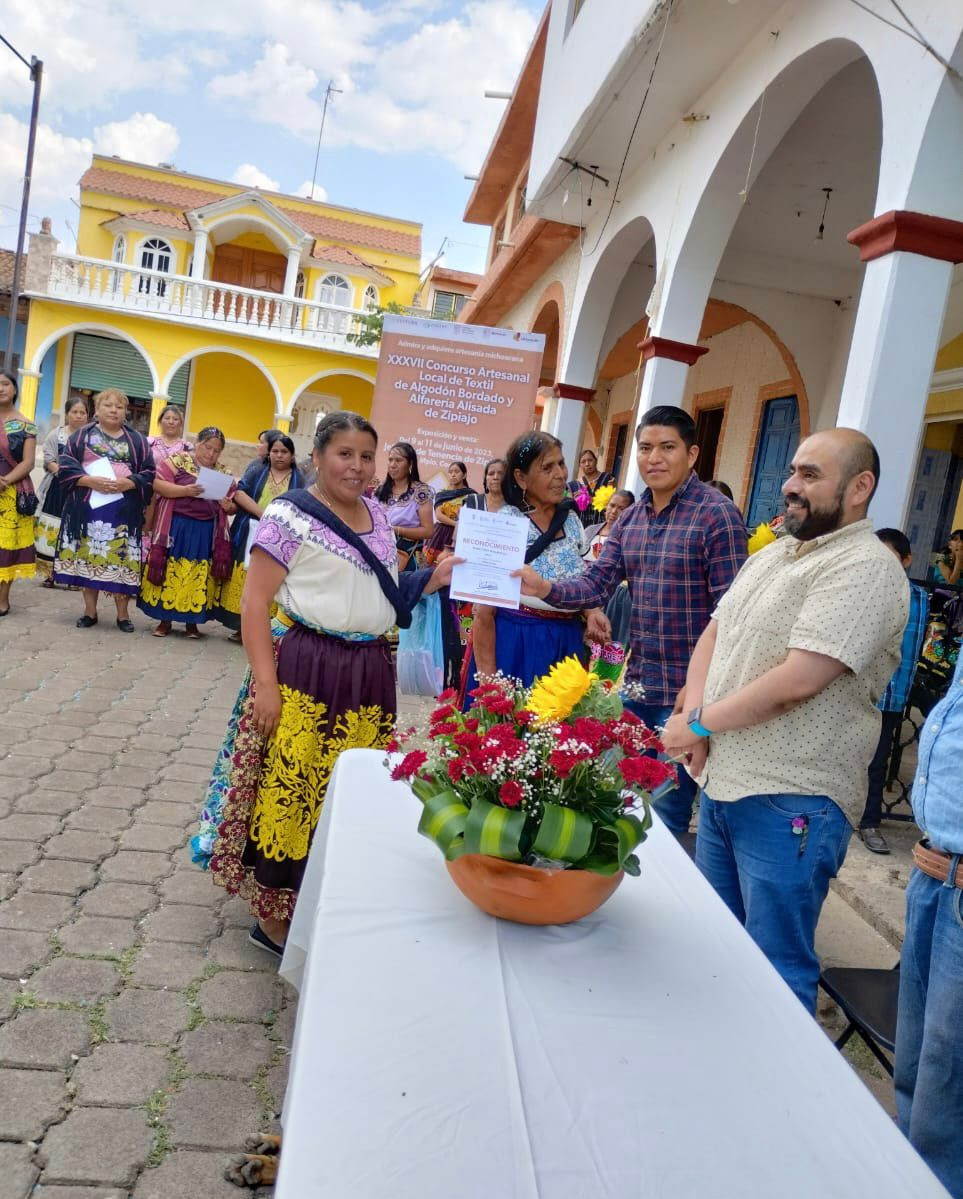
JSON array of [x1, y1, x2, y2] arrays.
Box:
[[40, 253, 379, 356]]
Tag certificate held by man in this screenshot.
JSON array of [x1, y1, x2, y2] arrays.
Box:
[[450, 507, 529, 610]]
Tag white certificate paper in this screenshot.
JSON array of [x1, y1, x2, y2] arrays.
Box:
[[86, 456, 118, 510], [450, 507, 529, 611], [195, 466, 233, 501]]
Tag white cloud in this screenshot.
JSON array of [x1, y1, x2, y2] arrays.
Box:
[[92, 113, 180, 164], [295, 181, 329, 202], [209, 43, 323, 137], [0, 114, 92, 248], [231, 163, 281, 191]]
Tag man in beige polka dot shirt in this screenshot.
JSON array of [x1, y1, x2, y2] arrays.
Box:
[[663, 428, 908, 1012]]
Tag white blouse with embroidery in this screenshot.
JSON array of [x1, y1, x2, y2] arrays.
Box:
[[252, 495, 399, 636]]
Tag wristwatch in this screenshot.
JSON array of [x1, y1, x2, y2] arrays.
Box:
[[687, 705, 713, 739]]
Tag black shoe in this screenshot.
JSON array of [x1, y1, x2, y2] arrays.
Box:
[[76, 614, 98, 628], [116, 619, 135, 633], [248, 922, 284, 958], [860, 827, 890, 855]]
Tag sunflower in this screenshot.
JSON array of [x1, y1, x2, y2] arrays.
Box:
[[748, 522, 777, 555], [592, 483, 616, 513], [527, 656, 594, 723]]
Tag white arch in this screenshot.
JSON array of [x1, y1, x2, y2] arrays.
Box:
[[160, 345, 282, 411], [286, 368, 376, 417], [205, 213, 297, 253], [29, 323, 160, 391]]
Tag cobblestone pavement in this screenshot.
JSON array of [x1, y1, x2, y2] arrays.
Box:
[[0, 584, 419, 1199]]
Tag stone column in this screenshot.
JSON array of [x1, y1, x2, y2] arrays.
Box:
[[148, 393, 172, 437], [17, 369, 41, 422], [548, 384, 592, 472], [190, 230, 209, 280], [623, 337, 708, 495], [838, 210, 963, 529], [283, 248, 302, 298]]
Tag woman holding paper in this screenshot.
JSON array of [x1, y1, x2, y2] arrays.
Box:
[[461, 431, 607, 698], [212, 435, 303, 640], [198, 411, 460, 955], [138, 426, 237, 638], [54, 389, 155, 631]]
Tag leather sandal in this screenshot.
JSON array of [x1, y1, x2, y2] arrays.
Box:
[[116, 618, 136, 633]]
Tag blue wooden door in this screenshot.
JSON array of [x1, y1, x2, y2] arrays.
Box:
[[745, 396, 800, 529]]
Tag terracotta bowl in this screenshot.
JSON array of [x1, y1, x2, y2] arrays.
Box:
[[446, 854, 624, 925]]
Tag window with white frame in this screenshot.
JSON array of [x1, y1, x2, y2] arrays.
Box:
[[363, 284, 379, 311], [112, 235, 126, 263], [138, 238, 173, 296], [318, 273, 352, 334]]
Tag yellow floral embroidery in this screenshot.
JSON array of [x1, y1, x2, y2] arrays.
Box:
[[140, 556, 215, 615], [0, 486, 36, 582], [217, 561, 247, 617], [251, 690, 393, 863]]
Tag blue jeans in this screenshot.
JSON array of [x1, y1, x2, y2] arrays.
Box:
[[623, 700, 696, 834], [895, 865, 963, 1198], [696, 792, 851, 1011]]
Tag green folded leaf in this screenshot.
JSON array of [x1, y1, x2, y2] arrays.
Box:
[[463, 797, 526, 861], [532, 802, 594, 864], [417, 791, 469, 857]]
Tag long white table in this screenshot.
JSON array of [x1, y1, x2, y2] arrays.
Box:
[[278, 749, 947, 1198]]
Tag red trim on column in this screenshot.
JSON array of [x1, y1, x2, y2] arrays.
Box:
[[848, 210, 963, 264], [639, 336, 709, 366], [554, 382, 595, 403]]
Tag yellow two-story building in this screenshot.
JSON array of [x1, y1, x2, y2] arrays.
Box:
[[19, 155, 422, 464]]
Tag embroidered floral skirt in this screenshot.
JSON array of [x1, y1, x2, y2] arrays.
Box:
[[210, 559, 246, 630], [208, 621, 396, 921], [54, 498, 141, 595], [138, 514, 218, 624], [0, 485, 36, 583]]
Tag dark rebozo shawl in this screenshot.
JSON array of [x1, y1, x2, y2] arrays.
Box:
[[58, 422, 155, 543], [229, 461, 305, 558]]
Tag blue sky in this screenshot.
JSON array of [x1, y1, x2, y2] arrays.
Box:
[[0, 0, 543, 274]]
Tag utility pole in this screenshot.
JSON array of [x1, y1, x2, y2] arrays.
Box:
[[0, 35, 43, 371], [309, 80, 342, 200]]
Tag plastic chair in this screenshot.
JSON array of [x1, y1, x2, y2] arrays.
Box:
[[819, 964, 900, 1077]]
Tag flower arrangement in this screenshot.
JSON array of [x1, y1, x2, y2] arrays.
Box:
[[592, 483, 616, 513], [389, 657, 677, 878]]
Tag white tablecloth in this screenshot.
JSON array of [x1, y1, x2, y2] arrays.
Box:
[[277, 750, 946, 1199]]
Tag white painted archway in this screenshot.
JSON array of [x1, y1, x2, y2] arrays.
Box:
[[160, 346, 282, 412], [29, 323, 160, 392]]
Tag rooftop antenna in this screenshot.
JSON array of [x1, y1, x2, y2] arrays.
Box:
[[310, 80, 342, 200]]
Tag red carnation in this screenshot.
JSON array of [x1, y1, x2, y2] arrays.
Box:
[[390, 749, 428, 782], [430, 703, 457, 724], [573, 716, 606, 748], [481, 694, 515, 717], [437, 688, 458, 703], [499, 780, 524, 808], [429, 721, 459, 738], [618, 755, 676, 791], [548, 748, 581, 779], [515, 709, 535, 727], [618, 710, 642, 727]]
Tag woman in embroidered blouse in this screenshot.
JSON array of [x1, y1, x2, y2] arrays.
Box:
[[54, 388, 155, 632], [199, 412, 459, 954], [462, 431, 608, 701], [35, 397, 90, 585], [0, 369, 38, 613], [375, 441, 434, 566], [422, 461, 475, 565], [212, 434, 303, 640], [138, 426, 237, 638], [148, 404, 193, 464], [569, 448, 615, 528]]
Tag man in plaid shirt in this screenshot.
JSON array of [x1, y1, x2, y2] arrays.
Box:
[[519, 406, 747, 834], [859, 528, 929, 854]]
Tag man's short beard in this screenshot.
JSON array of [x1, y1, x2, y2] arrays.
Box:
[[783, 487, 846, 541]]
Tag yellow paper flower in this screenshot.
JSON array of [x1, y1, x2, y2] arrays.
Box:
[[748, 522, 777, 555], [592, 483, 616, 513], [527, 656, 593, 723]]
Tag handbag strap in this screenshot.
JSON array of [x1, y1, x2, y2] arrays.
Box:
[[526, 500, 575, 564], [0, 419, 16, 474], [283, 488, 413, 628]]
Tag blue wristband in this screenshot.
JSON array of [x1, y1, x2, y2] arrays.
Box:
[[688, 718, 713, 739]]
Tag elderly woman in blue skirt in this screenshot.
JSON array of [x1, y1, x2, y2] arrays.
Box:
[[138, 426, 237, 637], [461, 431, 607, 699]]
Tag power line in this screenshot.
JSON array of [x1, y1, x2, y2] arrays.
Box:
[[0, 33, 31, 71], [844, 0, 958, 76], [579, 0, 674, 258]]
